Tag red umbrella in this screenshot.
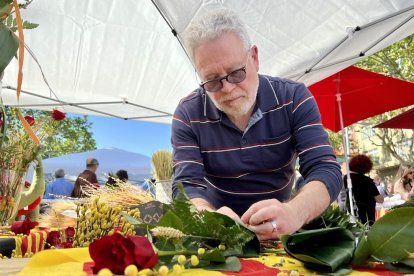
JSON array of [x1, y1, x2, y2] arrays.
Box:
[[374, 107, 414, 129], [308, 66, 414, 132]]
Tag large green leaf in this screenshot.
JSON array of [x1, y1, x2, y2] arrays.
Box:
[[281, 227, 355, 273], [0, 0, 12, 20], [0, 22, 18, 73], [384, 259, 414, 274], [159, 210, 183, 231], [352, 207, 414, 264], [202, 256, 241, 272]]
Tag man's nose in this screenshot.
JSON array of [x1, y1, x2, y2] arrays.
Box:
[[220, 79, 236, 93]]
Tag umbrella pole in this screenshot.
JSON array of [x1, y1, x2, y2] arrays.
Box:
[[336, 88, 356, 218]]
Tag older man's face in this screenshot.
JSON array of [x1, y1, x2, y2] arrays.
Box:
[[194, 32, 259, 118]]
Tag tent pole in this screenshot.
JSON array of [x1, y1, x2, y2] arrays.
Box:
[[335, 81, 355, 218]]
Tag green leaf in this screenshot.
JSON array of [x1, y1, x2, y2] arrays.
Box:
[[22, 20, 38, 30], [0, 0, 12, 20], [121, 212, 141, 224], [159, 210, 184, 231], [351, 235, 371, 265], [384, 259, 414, 274], [0, 22, 18, 73], [281, 227, 355, 273], [203, 256, 241, 272], [353, 207, 414, 264], [202, 248, 226, 263]]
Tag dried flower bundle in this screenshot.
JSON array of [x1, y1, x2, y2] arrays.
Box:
[[38, 200, 77, 228], [81, 177, 153, 208], [151, 150, 173, 181]]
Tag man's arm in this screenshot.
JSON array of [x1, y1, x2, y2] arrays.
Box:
[[191, 197, 215, 211], [285, 180, 330, 226]]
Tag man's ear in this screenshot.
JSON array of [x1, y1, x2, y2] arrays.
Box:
[[250, 45, 259, 72]]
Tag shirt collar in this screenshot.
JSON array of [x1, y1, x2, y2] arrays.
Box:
[[204, 74, 280, 120]]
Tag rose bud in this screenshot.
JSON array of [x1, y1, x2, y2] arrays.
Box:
[[24, 115, 35, 126], [52, 109, 66, 121]]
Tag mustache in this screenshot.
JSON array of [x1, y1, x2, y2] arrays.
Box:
[[219, 92, 246, 103]]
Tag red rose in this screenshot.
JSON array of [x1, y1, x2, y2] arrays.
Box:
[[51, 109, 65, 121], [46, 230, 61, 247], [129, 235, 159, 269], [65, 226, 75, 238], [11, 218, 38, 235], [89, 233, 138, 274], [24, 115, 35, 126]]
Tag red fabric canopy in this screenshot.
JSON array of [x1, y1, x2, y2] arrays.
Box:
[[374, 106, 414, 129], [308, 66, 414, 132]]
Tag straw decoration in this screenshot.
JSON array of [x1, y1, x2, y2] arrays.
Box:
[[151, 150, 173, 181]]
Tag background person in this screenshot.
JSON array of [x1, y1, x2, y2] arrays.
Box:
[[72, 158, 100, 198], [344, 155, 384, 225], [373, 174, 387, 197], [43, 169, 73, 199], [393, 167, 414, 201], [171, 9, 342, 240]]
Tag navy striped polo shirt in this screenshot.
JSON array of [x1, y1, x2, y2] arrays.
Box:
[[171, 74, 342, 216]]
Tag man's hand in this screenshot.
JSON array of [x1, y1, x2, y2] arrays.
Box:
[[191, 198, 242, 223], [216, 206, 242, 224], [241, 199, 302, 240], [241, 180, 331, 240]]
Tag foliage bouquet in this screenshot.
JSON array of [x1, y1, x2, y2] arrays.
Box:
[[0, 107, 65, 224]]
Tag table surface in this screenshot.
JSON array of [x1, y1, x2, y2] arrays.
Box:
[[0, 258, 29, 276]]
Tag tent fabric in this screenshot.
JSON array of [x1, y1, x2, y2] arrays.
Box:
[[374, 106, 414, 129], [1, 0, 414, 123], [308, 66, 414, 132]]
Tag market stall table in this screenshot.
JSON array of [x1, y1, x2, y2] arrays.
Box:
[[1, 248, 404, 276]]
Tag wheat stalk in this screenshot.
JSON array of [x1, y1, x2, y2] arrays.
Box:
[[81, 178, 153, 208], [151, 150, 173, 181]]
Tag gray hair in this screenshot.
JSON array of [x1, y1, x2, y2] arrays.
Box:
[[55, 169, 65, 178], [183, 8, 251, 63]]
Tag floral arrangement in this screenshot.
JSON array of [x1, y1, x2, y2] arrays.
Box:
[[45, 226, 75, 249], [82, 185, 259, 275], [0, 107, 65, 224]]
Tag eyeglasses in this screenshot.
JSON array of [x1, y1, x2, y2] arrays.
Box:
[[200, 66, 247, 92]]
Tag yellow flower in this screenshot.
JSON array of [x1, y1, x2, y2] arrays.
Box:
[[218, 244, 226, 251], [177, 255, 186, 265], [197, 248, 205, 255], [158, 265, 169, 276], [97, 268, 113, 276], [124, 264, 139, 276], [190, 255, 199, 266], [172, 264, 182, 273]]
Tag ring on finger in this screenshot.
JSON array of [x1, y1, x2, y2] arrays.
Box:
[[270, 220, 277, 233]]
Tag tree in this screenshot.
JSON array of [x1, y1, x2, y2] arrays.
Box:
[[5, 108, 97, 158], [326, 35, 414, 165], [355, 34, 414, 166]]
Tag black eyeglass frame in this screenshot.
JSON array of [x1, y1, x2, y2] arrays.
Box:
[[199, 66, 247, 92]]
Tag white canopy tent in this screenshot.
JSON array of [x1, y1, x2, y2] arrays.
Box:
[[1, 0, 414, 122]]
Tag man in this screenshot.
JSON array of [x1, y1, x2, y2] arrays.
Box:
[[72, 158, 100, 198], [171, 9, 342, 240], [373, 174, 387, 197], [43, 169, 73, 199]]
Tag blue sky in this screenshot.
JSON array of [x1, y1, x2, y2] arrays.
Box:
[[83, 115, 173, 157]]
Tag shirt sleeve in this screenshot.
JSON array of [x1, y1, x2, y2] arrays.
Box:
[[291, 83, 343, 202], [171, 104, 210, 202]]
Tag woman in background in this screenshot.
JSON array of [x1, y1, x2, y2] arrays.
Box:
[[344, 155, 384, 225], [393, 167, 414, 201]]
